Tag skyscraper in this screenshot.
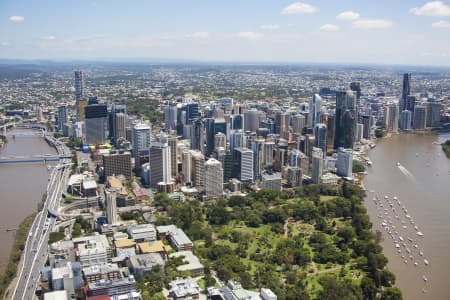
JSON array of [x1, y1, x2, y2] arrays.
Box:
[[104, 188, 117, 225], [350, 82, 361, 101], [132, 122, 151, 170], [399, 110, 412, 131], [57, 105, 68, 132], [361, 115, 371, 139], [192, 119, 204, 153], [400, 73, 411, 112], [164, 105, 178, 131], [84, 104, 107, 145], [291, 114, 306, 134], [204, 158, 223, 199], [214, 132, 226, 152], [168, 135, 178, 177], [311, 147, 323, 184], [233, 148, 254, 182], [384, 102, 399, 132], [74, 70, 84, 102], [103, 151, 132, 178], [336, 148, 353, 178], [149, 136, 172, 187], [314, 123, 327, 156], [334, 90, 357, 149], [244, 109, 260, 133], [191, 150, 205, 187], [308, 94, 322, 128], [182, 149, 192, 185], [425, 101, 442, 128], [413, 106, 427, 130]]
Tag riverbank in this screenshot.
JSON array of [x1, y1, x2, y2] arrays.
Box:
[[442, 140, 450, 158], [0, 213, 36, 299]]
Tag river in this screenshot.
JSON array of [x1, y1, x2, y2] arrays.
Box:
[[364, 132, 450, 300], [0, 129, 56, 272]]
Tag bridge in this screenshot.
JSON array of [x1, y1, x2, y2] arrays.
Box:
[[0, 154, 72, 164]]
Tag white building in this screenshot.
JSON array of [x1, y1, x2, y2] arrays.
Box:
[[311, 147, 323, 184], [261, 173, 282, 191], [131, 122, 151, 169], [127, 224, 157, 242], [204, 158, 223, 199], [104, 188, 117, 225]]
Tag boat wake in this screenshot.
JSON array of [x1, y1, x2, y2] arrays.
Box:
[[398, 165, 416, 181]]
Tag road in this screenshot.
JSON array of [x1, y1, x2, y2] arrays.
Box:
[[11, 135, 72, 300]]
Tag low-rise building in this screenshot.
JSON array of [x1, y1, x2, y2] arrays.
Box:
[[138, 240, 170, 259], [168, 278, 200, 300], [169, 251, 204, 276], [127, 224, 157, 242], [86, 275, 137, 298], [129, 253, 165, 279], [261, 173, 282, 191], [73, 234, 112, 267], [82, 263, 121, 284], [51, 262, 83, 298]]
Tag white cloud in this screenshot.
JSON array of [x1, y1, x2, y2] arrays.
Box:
[[352, 19, 393, 29], [44, 35, 56, 40], [281, 2, 317, 15], [336, 11, 360, 21], [187, 32, 210, 39], [9, 15, 25, 22], [320, 24, 340, 31], [432, 20, 450, 27], [1, 42, 11, 47], [411, 1, 450, 17], [260, 24, 281, 30], [236, 31, 263, 40]]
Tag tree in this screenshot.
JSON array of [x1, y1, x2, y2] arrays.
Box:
[[207, 206, 230, 225], [361, 277, 377, 300], [317, 275, 363, 300], [352, 160, 366, 173], [380, 287, 403, 300]]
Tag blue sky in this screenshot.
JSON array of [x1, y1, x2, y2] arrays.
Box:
[[1, 1, 450, 65]]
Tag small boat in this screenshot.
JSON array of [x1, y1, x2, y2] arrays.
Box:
[[414, 226, 419, 231], [402, 225, 407, 229], [414, 262, 418, 266], [395, 244, 400, 249], [422, 288, 427, 294], [384, 195, 389, 199], [422, 275, 428, 282], [397, 162, 401, 166], [408, 237, 413, 242], [417, 231, 424, 237], [414, 244, 418, 248], [393, 196, 398, 200], [404, 260, 408, 264], [424, 259, 429, 266], [419, 250, 424, 256]]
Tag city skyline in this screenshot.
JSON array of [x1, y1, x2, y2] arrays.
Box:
[[1, 1, 450, 66]]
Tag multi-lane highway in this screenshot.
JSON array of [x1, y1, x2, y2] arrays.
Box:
[[11, 135, 72, 300]]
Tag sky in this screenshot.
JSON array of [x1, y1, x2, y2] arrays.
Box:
[[1, 0, 450, 66]]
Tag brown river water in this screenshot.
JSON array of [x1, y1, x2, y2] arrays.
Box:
[[364, 132, 450, 300], [0, 129, 56, 272]]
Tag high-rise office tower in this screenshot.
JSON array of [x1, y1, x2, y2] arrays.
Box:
[[252, 138, 265, 180], [413, 106, 427, 129], [334, 90, 357, 149], [74, 70, 84, 102], [350, 82, 361, 102], [164, 105, 177, 131], [232, 148, 254, 182], [308, 94, 322, 128], [204, 158, 223, 199], [177, 102, 199, 135], [356, 123, 364, 142], [192, 119, 204, 153], [191, 150, 205, 187], [230, 130, 246, 156], [149, 136, 172, 187], [84, 104, 107, 145], [214, 132, 226, 152], [132, 122, 151, 170], [262, 141, 275, 166], [314, 123, 327, 156], [182, 149, 192, 185], [104, 188, 117, 225], [168, 135, 178, 177], [384, 102, 399, 132], [230, 114, 243, 130], [311, 147, 323, 184], [286, 166, 302, 187], [57, 105, 68, 132], [325, 114, 335, 152], [244, 109, 260, 133], [205, 118, 215, 156], [274, 111, 290, 134], [336, 148, 353, 178], [291, 114, 306, 134], [103, 151, 132, 178], [399, 110, 412, 131], [425, 101, 442, 128], [113, 113, 127, 145], [400, 73, 411, 112], [361, 115, 371, 139]]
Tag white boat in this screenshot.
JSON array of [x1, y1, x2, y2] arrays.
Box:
[[419, 250, 424, 256], [424, 259, 429, 266], [404, 260, 408, 264], [384, 195, 389, 199], [402, 225, 407, 229], [393, 196, 398, 200], [414, 226, 419, 231], [417, 231, 424, 237], [408, 237, 413, 242], [414, 262, 418, 266], [397, 162, 401, 166], [414, 244, 418, 248], [422, 275, 428, 282], [395, 244, 400, 248]]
